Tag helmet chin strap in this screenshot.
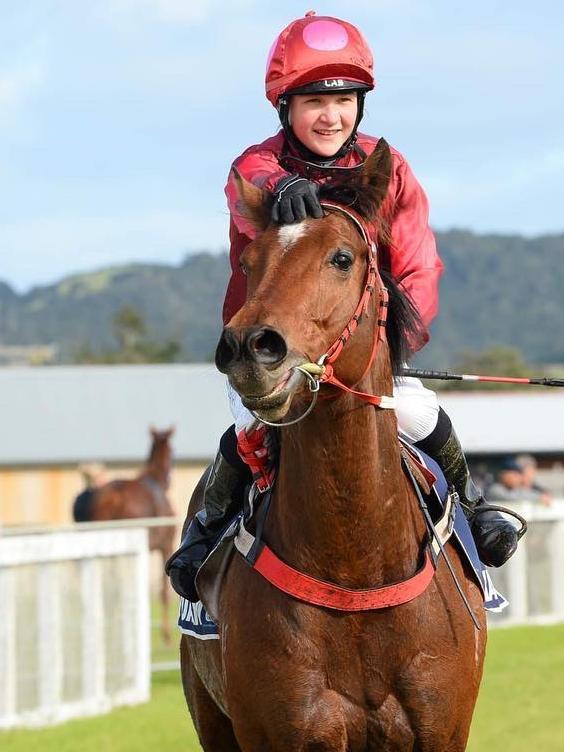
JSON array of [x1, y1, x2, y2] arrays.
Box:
[[277, 90, 367, 164]]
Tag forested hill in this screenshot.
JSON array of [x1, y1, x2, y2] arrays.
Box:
[[422, 230, 564, 367], [1, 230, 563, 366], [0, 253, 229, 363]]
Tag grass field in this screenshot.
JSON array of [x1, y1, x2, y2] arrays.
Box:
[[2, 623, 563, 751], [467, 623, 564, 751], [150, 599, 180, 666]]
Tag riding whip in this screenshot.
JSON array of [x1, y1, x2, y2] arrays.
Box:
[[401, 368, 564, 388]]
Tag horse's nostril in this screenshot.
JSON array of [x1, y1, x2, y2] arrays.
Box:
[[247, 328, 287, 366], [215, 328, 240, 373], [216, 326, 288, 370]]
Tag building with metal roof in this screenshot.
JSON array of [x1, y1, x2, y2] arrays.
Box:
[[0, 364, 231, 466], [439, 391, 564, 456], [0, 365, 231, 526], [1, 365, 563, 526], [1, 365, 563, 464]]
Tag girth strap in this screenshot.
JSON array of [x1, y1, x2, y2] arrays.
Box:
[[234, 474, 455, 612], [249, 544, 436, 611]]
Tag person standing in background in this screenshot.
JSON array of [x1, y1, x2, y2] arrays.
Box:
[[515, 454, 553, 507]]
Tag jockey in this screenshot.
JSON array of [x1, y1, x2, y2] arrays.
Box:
[[166, 12, 519, 601]]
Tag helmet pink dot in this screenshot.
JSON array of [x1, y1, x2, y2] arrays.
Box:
[[303, 19, 349, 51]]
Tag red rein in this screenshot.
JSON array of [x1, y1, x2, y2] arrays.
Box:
[[315, 202, 393, 409]]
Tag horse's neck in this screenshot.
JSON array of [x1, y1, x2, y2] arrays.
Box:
[[141, 459, 169, 489], [270, 366, 424, 586]]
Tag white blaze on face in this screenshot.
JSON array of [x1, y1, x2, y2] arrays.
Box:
[[278, 223, 306, 252]]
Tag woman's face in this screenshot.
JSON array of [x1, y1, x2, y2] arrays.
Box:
[[289, 92, 358, 157]]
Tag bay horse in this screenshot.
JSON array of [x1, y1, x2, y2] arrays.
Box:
[[180, 140, 486, 750], [73, 426, 176, 644]]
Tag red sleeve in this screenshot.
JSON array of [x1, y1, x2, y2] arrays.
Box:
[[388, 157, 443, 341], [223, 144, 291, 324], [224, 147, 290, 238]]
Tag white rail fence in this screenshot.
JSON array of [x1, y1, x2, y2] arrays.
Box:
[[0, 527, 152, 729], [488, 500, 564, 627], [0, 504, 563, 729]]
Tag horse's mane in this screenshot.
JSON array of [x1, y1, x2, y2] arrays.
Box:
[[378, 268, 425, 377], [318, 179, 385, 233], [318, 180, 426, 376]]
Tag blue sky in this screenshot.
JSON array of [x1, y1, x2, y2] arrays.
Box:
[[1, 1, 563, 291]]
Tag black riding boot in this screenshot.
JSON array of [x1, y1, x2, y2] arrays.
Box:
[[166, 428, 249, 601], [416, 410, 519, 567]]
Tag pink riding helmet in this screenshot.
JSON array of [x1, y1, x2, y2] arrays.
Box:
[[265, 11, 375, 106]]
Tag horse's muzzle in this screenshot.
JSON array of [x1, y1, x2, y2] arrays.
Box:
[[215, 325, 309, 419], [215, 326, 288, 372]]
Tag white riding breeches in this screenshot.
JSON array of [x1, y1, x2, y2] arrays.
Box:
[[227, 376, 439, 443], [392, 375, 440, 443]]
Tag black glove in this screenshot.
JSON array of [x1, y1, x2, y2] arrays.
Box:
[[271, 174, 323, 224]]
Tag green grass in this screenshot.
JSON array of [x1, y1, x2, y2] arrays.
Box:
[[151, 598, 180, 666], [0, 671, 199, 752], [2, 623, 564, 751], [467, 623, 564, 751]]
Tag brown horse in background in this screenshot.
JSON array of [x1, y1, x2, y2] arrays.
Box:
[[179, 140, 487, 751], [73, 427, 176, 643]]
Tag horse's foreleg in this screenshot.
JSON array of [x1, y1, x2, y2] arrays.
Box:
[[181, 637, 242, 752]]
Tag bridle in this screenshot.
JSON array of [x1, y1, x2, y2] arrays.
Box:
[[241, 206, 478, 617], [238, 207, 495, 624], [252, 201, 394, 428]]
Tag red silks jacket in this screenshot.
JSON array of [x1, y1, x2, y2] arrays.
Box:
[[223, 131, 443, 349]]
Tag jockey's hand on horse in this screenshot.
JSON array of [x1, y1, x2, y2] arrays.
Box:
[[271, 174, 323, 224]]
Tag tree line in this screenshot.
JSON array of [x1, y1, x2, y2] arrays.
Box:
[[0, 230, 563, 386]]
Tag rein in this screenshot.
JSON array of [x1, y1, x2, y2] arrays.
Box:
[[252, 202, 394, 429]]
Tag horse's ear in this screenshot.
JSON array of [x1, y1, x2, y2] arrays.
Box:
[[360, 138, 393, 215], [231, 168, 270, 232]]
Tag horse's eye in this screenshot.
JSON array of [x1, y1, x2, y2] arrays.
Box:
[[239, 260, 248, 276], [330, 250, 354, 272]]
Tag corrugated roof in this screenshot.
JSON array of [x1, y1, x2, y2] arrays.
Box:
[[1, 365, 563, 464], [438, 391, 564, 454], [0, 364, 231, 465]]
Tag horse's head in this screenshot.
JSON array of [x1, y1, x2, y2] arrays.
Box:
[[216, 140, 421, 423], [147, 426, 174, 484]]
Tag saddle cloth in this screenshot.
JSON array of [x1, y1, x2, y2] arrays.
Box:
[[178, 448, 508, 639]]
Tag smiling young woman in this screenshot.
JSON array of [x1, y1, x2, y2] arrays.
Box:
[[289, 92, 358, 157]]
